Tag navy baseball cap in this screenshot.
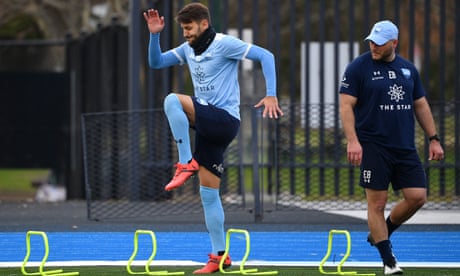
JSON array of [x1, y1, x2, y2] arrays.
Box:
[[365, 20, 398, 45]]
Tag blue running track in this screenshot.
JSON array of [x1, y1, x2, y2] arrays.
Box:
[[1, 231, 460, 265]]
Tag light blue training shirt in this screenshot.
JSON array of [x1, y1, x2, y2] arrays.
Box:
[[148, 32, 276, 120]]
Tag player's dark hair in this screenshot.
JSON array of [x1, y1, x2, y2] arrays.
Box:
[[175, 2, 211, 24]]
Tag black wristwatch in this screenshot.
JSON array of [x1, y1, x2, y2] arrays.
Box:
[[429, 134, 440, 142]]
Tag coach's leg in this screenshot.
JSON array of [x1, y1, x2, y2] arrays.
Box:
[[366, 188, 400, 268], [366, 189, 389, 244], [386, 187, 426, 236]]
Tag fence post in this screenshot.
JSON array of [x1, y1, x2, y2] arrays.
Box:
[[251, 108, 262, 222]]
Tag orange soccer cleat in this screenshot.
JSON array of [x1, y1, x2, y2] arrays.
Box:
[[193, 253, 231, 274], [164, 158, 199, 191]]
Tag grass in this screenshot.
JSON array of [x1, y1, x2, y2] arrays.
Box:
[[0, 168, 50, 199], [3, 266, 460, 276], [226, 158, 457, 204]]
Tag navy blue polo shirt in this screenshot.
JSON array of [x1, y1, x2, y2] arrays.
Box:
[[339, 52, 426, 150]]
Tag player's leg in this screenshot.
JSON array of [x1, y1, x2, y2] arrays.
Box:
[[192, 101, 239, 274], [193, 144, 236, 274], [163, 93, 198, 191], [193, 168, 230, 274], [175, 93, 196, 125]]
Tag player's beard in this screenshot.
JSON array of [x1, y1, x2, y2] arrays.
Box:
[[185, 27, 203, 45]]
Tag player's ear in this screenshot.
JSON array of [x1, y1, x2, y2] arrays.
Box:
[[200, 19, 209, 29]]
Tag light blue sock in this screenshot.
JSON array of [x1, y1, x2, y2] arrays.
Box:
[[200, 186, 225, 254], [163, 94, 192, 164]]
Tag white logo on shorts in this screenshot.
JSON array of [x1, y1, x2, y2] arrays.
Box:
[[363, 170, 372, 183], [213, 163, 224, 174]]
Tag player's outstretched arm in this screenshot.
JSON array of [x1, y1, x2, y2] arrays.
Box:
[[247, 45, 283, 119], [144, 9, 180, 69]]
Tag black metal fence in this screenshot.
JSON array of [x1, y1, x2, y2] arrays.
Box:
[[82, 102, 459, 221], [81, 109, 247, 220], [2, 0, 460, 220]]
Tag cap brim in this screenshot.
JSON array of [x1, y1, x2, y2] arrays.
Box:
[[365, 34, 388, 46]]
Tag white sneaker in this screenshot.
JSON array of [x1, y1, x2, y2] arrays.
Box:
[[384, 262, 403, 275]]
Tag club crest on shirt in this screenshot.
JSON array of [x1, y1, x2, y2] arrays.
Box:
[[388, 84, 405, 102], [401, 68, 411, 79], [194, 65, 206, 84]]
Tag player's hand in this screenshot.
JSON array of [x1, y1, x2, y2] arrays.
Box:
[[143, 9, 165, 34], [428, 140, 444, 161], [254, 96, 284, 119]]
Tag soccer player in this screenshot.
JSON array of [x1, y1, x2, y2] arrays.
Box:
[[143, 3, 283, 274], [339, 20, 444, 275]]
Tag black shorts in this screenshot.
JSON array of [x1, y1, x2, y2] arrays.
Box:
[[360, 142, 427, 191], [191, 96, 240, 178]]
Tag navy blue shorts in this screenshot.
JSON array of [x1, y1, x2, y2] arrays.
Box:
[[360, 142, 427, 191], [191, 96, 240, 178]]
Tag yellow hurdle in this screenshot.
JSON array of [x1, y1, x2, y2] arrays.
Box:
[[21, 231, 79, 276], [219, 228, 278, 275], [318, 229, 375, 276], [126, 230, 184, 275]]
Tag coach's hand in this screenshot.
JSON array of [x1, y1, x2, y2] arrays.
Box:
[[428, 140, 444, 161], [347, 140, 362, 166]]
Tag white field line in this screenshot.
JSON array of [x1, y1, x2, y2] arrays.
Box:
[[2, 260, 460, 268]]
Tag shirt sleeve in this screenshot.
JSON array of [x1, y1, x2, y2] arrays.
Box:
[[246, 44, 277, 97], [148, 33, 183, 68], [339, 60, 361, 98]]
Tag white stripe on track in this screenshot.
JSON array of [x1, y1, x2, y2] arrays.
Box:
[[2, 261, 460, 268]]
